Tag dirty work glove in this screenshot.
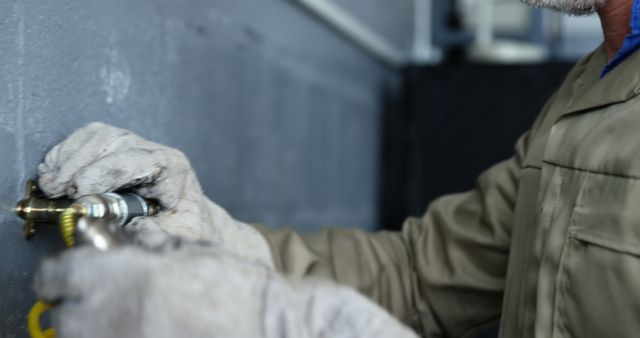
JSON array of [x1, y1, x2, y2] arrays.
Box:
[[37, 122, 273, 266], [35, 244, 418, 338]]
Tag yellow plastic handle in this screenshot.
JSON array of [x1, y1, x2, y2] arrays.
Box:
[[27, 207, 75, 338], [28, 301, 56, 338]]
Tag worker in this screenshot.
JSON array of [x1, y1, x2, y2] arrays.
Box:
[[34, 0, 640, 336]]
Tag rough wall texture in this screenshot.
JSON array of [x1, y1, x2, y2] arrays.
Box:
[[0, 0, 408, 335]]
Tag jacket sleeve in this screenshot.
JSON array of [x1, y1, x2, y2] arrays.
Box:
[[254, 133, 528, 338]]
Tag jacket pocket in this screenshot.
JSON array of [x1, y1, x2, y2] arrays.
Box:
[[556, 173, 640, 338]]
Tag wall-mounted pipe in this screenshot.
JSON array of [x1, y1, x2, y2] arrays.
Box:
[[291, 0, 408, 68], [412, 0, 442, 64], [476, 0, 495, 47]]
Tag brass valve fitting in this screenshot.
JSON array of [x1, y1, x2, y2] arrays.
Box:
[[15, 180, 159, 248], [14, 181, 72, 239]]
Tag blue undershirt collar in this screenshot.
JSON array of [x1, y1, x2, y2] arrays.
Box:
[[601, 0, 640, 77]]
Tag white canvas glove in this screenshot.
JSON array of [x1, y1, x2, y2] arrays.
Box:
[[37, 122, 273, 266], [35, 243, 418, 338]]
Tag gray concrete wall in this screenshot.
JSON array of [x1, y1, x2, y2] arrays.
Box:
[[0, 0, 410, 335]]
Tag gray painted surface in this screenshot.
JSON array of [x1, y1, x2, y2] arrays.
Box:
[[315, 0, 416, 51], [0, 0, 407, 335]]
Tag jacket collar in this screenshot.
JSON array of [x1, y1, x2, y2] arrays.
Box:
[[562, 44, 640, 117]]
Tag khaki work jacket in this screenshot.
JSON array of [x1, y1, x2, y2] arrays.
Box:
[[257, 45, 640, 338]]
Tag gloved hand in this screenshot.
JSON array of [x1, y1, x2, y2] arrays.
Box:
[[35, 243, 418, 338], [37, 122, 273, 266]]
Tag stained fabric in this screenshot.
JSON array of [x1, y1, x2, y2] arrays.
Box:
[[36, 245, 418, 338], [38, 122, 274, 266]]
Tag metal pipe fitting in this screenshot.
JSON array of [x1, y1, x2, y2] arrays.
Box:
[[15, 180, 159, 248]]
